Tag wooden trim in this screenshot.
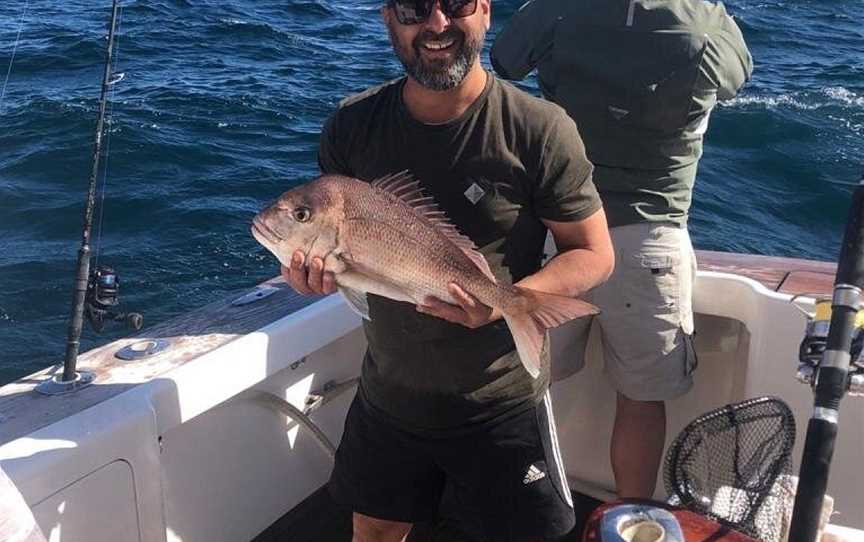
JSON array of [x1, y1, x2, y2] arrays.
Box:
[[696, 250, 835, 297]]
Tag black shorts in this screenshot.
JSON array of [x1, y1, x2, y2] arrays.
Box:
[[328, 389, 575, 541]]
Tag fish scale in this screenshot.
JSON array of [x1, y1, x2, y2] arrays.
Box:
[[342, 177, 497, 304]]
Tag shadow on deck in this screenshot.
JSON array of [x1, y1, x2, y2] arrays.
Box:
[[254, 484, 601, 542]]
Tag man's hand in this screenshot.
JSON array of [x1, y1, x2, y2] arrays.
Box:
[[416, 283, 499, 328], [281, 250, 337, 295]]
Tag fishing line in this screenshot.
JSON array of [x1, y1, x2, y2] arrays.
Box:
[[0, 0, 31, 115], [94, 4, 125, 270]]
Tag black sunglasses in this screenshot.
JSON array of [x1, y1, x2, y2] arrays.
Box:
[[387, 0, 478, 25]]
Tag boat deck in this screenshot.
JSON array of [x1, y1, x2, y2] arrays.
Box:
[[252, 250, 838, 542], [252, 485, 602, 541]]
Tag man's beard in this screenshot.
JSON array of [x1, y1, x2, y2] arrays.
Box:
[[389, 26, 485, 91]]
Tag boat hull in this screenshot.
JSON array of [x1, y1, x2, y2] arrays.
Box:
[[2, 256, 863, 541]]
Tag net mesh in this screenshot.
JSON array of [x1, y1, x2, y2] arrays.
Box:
[[664, 397, 796, 541]]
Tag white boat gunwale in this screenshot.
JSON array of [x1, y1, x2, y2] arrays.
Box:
[[3, 249, 862, 542]]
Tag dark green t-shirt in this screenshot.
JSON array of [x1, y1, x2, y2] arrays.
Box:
[[318, 73, 601, 434]]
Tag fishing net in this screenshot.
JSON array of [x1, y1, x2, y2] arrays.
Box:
[[664, 396, 797, 541]]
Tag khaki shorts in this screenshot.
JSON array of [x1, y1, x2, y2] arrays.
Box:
[[553, 223, 698, 401]]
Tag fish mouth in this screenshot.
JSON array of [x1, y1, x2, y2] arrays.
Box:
[[251, 217, 283, 243]]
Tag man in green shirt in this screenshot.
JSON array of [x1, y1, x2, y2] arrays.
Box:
[[491, 0, 752, 498], [281, 0, 614, 540], [282, 0, 613, 542]]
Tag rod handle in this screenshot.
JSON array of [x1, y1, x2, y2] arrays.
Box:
[[835, 180, 864, 288]]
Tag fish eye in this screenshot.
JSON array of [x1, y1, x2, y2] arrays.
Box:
[[292, 206, 312, 223]]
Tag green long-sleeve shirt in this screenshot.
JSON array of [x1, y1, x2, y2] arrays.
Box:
[[491, 0, 753, 227]]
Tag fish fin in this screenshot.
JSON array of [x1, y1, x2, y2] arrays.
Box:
[[503, 312, 545, 379], [516, 286, 600, 328], [503, 289, 599, 378], [371, 170, 418, 193], [338, 286, 370, 320], [458, 246, 497, 284], [371, 172, 450, 225], [372, 171, 432, 211], [371, 171, 497, 283]]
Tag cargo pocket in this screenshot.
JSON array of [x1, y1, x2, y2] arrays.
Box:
[[636, 252, 681, 315], [682, 330, 699, 377]]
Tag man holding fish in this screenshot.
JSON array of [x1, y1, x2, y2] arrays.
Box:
[[252, 0, 614, 540]]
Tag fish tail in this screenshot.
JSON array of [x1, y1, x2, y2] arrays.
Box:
[[504, 287, 599, 378], [517, 286, 599, 328]]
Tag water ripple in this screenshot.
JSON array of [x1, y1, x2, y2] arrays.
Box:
[[0, 0, 862, 383]]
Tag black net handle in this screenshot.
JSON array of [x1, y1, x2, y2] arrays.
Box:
[[665, 397, 795, 538]]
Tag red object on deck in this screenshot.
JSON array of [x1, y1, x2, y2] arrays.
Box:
[[582, 500, 759, 542]]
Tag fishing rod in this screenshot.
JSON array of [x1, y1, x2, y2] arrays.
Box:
[[790, 174, 864, 541], [0, 0, 30, 115], [38, 0, 140, 395]]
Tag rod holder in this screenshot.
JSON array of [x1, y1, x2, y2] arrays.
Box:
[[34, 371, 95, 396]]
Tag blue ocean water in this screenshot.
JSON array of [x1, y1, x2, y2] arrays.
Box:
[[0, 0, 861, 385]]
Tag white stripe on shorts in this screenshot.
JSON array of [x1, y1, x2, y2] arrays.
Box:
[[542, 390, 573, 507]]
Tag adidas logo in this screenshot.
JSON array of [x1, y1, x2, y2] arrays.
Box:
[[523, 464, 546, 485]]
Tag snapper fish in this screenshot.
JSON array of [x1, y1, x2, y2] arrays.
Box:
[[251, 172, 598, 378]]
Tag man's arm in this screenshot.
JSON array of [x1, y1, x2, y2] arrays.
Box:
[[490, 0, 559, 81], [524, 209, 614, 297], [701, 4, 753, 100]]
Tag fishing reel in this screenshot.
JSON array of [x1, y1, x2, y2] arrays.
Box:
[[797, 298, 864, 396], [85, 265, 143, 333]]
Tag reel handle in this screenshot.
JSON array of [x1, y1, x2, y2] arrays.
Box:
[[123, 312, 143, 331]]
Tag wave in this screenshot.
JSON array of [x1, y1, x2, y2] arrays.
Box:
[[721, 86, 864, 111], [1, 0, 862, 385], [823, 86, 864, 107], [214, 18, 294, 40], [722, 94, 818, 110]]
